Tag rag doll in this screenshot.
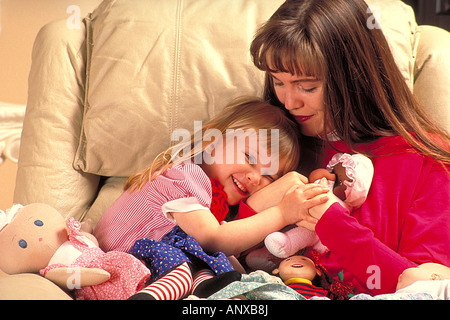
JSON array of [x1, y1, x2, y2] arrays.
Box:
[[273, 255, 329, 299], [0, 203, 150, 300], [273, 250, 354, 300], [250, 153, 374, 266], [128, 225, 242, 300]]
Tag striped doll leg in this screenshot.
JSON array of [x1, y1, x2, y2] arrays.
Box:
[[191, 269, 242, 298], [128, 262, 193, 300]]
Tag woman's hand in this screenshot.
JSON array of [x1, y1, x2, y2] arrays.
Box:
[[246, 171, 309, 212]]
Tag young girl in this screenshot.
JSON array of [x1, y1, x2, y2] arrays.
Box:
[[94, 97, 329, 299]]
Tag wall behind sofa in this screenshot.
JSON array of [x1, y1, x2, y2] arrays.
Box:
[[0, 0, 102, 210]]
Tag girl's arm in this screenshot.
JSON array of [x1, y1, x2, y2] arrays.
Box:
[[245, 171, 309, 212], [172, 182, 329, 256]]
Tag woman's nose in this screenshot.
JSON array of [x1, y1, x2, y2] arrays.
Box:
[[284, 90, 303, 111]]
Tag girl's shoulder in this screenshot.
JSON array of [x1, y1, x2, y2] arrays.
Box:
[[162, 162, 208, 181]]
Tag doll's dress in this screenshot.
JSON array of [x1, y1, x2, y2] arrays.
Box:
[[40, 218, 150, 300], [130, 226, 235, 282]]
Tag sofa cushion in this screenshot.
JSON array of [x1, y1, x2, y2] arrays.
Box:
[[75, 0, 417, 177], [75, 0, 284, 176]]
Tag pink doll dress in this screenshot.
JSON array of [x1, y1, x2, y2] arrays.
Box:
[[40, 218, 150, 300]]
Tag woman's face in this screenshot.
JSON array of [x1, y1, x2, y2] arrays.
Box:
[[270, 72, 328, 138]]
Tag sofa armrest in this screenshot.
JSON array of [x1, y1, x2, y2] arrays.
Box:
[[14, 20, 100, 219], [413, 25, 450, 132]]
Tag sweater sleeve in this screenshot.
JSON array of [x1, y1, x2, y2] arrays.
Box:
[[315, 155, 450, 295], [316, 203, 417, 295]]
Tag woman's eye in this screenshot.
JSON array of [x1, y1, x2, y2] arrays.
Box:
[[34, 220, 44, 227], [19, 239, 28, 249], [300, 86, 317, 93]]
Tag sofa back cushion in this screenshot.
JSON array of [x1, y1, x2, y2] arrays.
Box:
[[75, 0, 417, 177]]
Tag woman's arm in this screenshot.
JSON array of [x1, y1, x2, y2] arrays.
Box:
[[310, 156, 450, 294]]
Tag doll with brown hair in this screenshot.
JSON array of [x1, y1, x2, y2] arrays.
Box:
[[263, 153, 374, 259], [272, 249, 354, 300]]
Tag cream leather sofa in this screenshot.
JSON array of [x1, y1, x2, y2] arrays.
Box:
[[2, 0, 449, 299]]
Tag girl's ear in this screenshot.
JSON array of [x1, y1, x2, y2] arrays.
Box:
[[272, 268, 280, 275]]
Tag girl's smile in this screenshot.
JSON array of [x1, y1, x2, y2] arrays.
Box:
[[231, 176, 249, 195]]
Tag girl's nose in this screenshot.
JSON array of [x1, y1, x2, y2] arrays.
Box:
[[246, 170, 261, 186]]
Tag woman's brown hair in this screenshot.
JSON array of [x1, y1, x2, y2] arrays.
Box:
[[251, 0, 450, 164]]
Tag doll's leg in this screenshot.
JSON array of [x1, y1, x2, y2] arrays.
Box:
[[128, 262, 193, 300], [191, 269, 241, 298], [265, 227, 320, 258]]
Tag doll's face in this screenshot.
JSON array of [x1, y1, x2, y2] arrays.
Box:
[[273, 255, 320, 282], [396, 263, 450, 291], [0, 204, 68, 274], [331, 163, 352, 201]]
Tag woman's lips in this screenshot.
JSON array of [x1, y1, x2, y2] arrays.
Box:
[[295, 115, 313, 123]]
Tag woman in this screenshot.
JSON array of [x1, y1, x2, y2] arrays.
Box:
[[243, 0, 450, 295]]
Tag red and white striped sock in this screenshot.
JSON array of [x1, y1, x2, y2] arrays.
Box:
[[192, 269, 215, 292], [136, 263, 193, 300]]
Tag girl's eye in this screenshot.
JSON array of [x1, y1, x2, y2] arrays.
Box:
[[34, 220, 44, 227], [19, 239, 28, 249], [245, 153, 257, 164]]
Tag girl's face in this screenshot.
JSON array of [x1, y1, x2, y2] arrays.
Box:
[[270, 72, 328, 138], [201, 131, 286, 205]]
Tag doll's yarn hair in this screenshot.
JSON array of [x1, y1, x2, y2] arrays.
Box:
[[297, 248, 355, 300]]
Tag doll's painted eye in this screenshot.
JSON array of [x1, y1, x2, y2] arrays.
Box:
[[19, 239, 28, 249], [34, 220, 44, 227]]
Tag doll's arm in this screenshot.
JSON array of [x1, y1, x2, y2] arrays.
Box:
[[44, 266, 110, 289]]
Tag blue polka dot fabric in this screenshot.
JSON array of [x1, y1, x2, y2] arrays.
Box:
[[130, 226, 234, 282]]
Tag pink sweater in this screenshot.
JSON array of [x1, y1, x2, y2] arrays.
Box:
[[315, 136, 450, 295]]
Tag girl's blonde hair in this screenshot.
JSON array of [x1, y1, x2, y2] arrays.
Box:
[[125, 97, 301, 192]]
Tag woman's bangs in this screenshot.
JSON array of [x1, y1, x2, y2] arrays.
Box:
[[262, 41, 323, 78]]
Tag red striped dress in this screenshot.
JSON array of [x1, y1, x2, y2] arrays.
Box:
[[94, 162, 213, 252]]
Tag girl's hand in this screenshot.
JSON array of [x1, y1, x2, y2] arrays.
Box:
[[308, 177, 341, 221], [277, 182, 330, 226], [246, 171, 308, 212]]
